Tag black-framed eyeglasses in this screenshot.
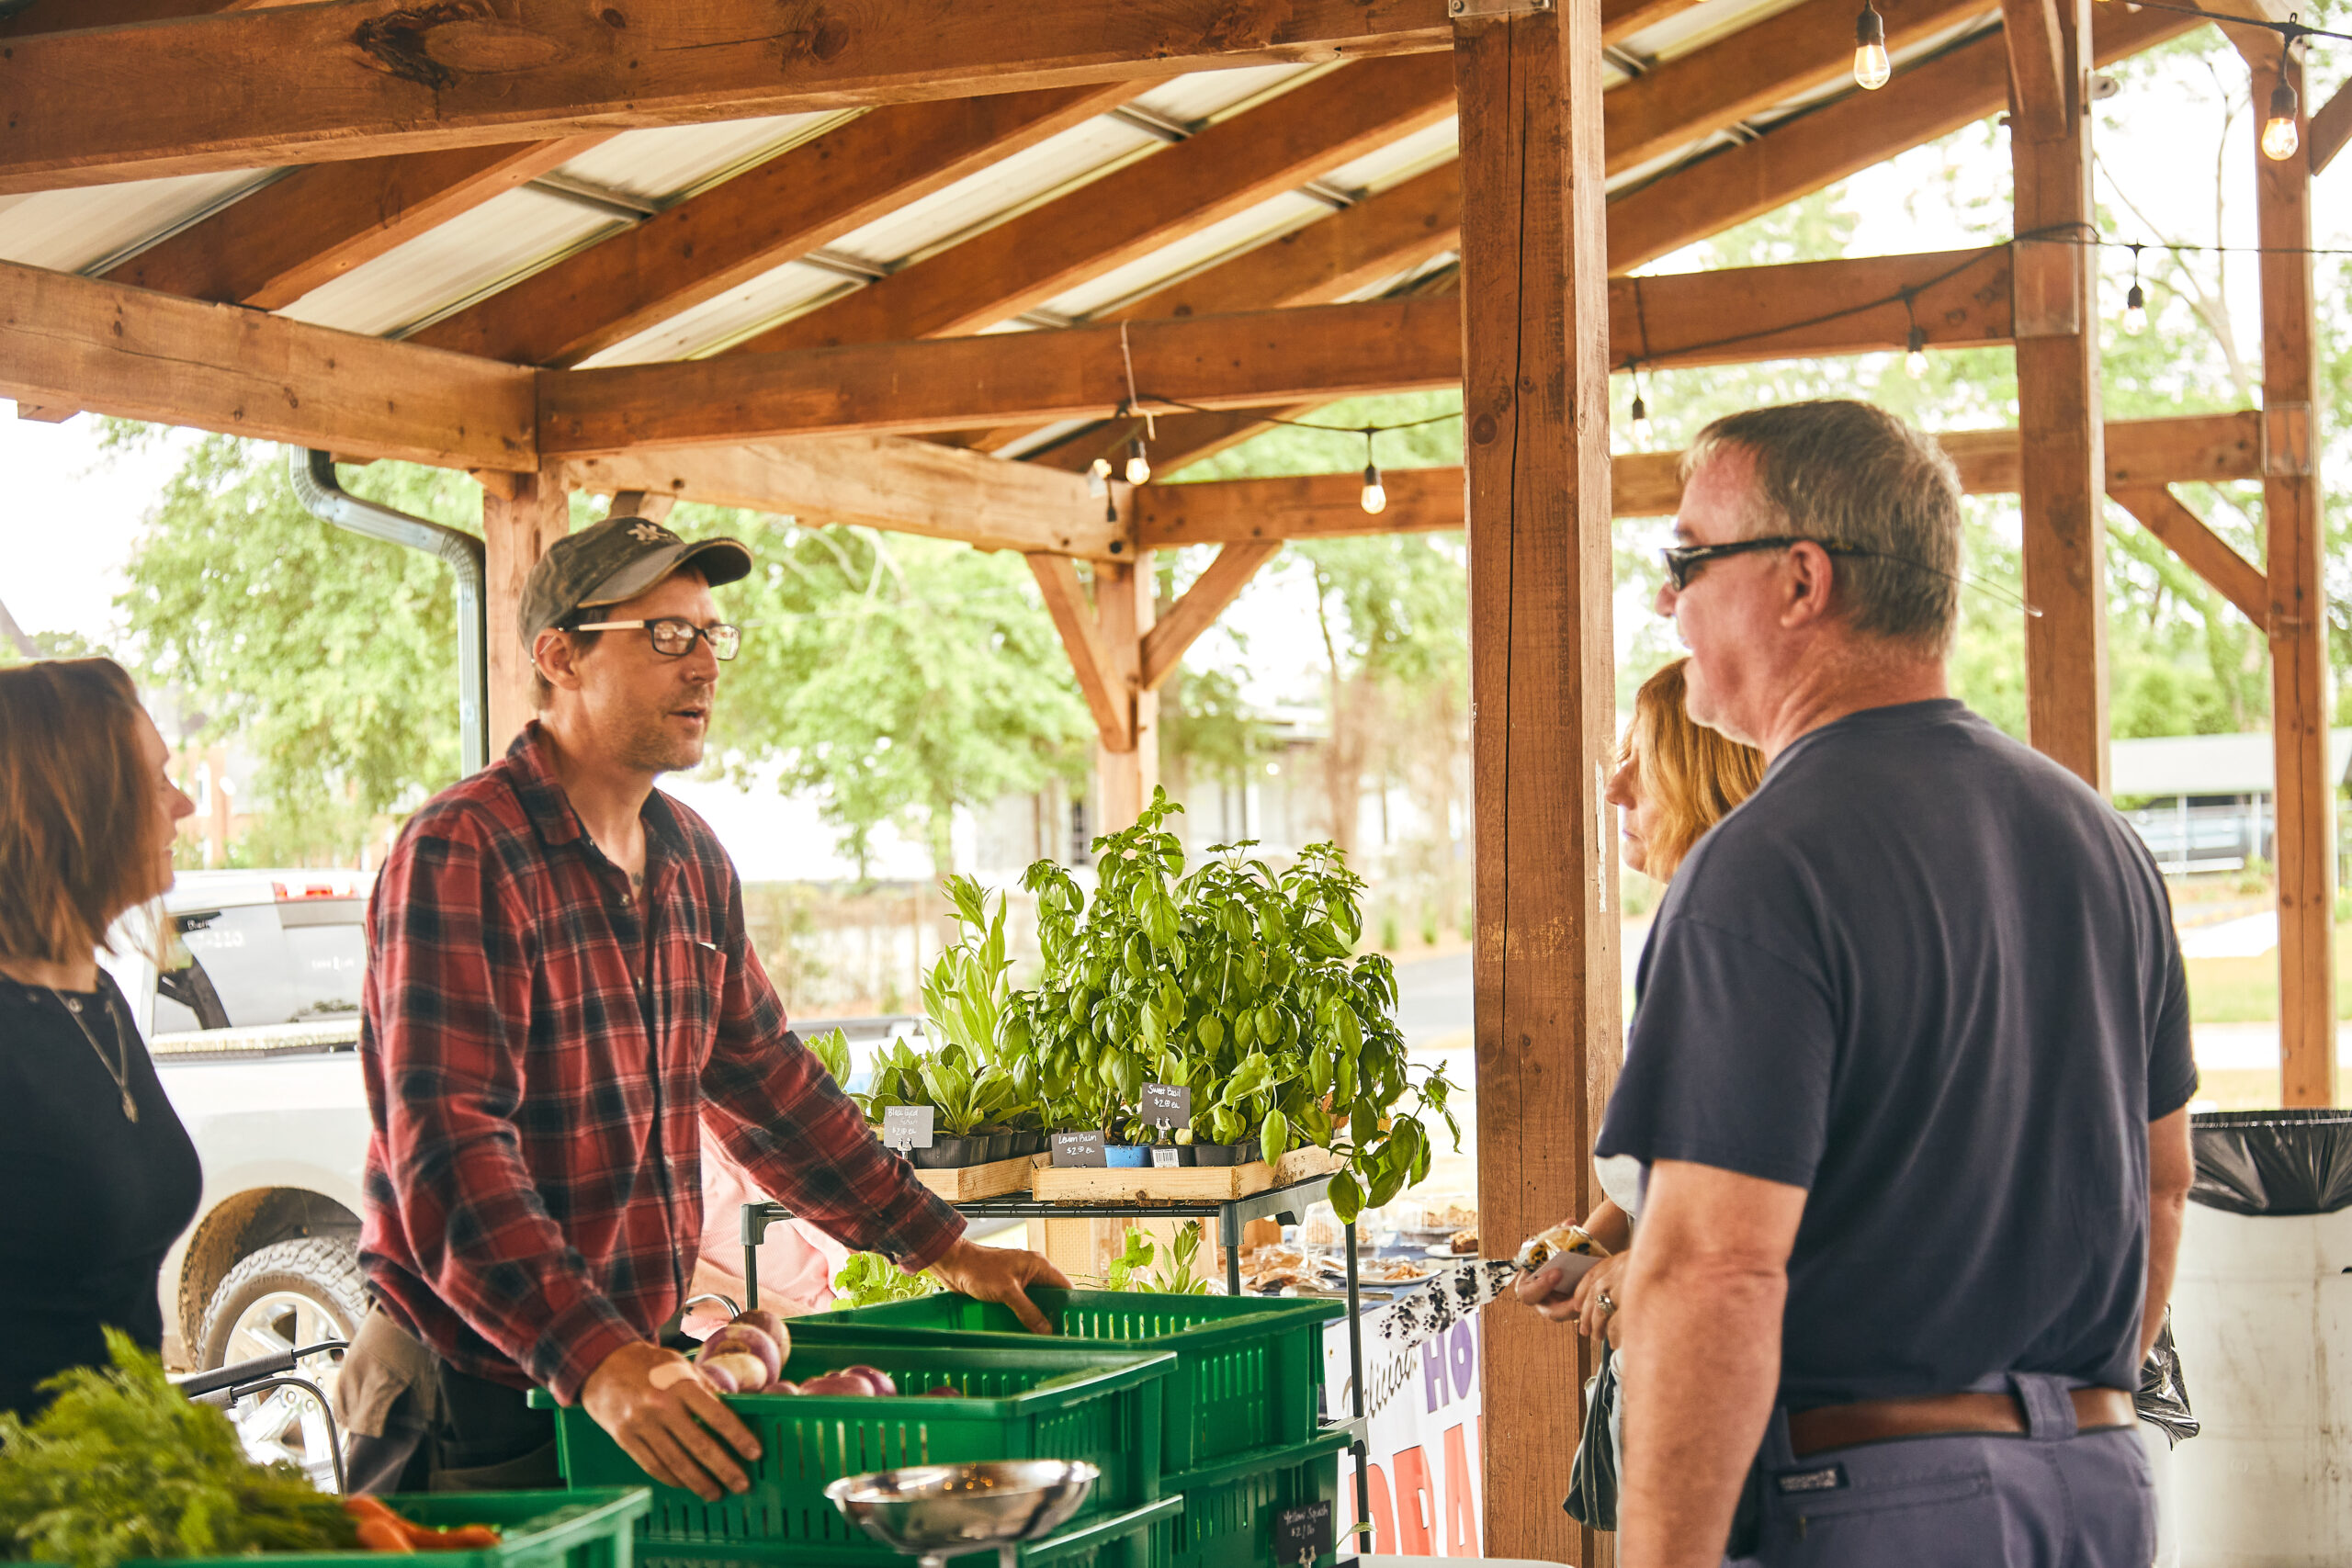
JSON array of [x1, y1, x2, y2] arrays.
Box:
[[570, 616, 741, 660], [1659, 536, 1865, 591]]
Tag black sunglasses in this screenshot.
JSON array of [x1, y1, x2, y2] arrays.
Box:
[[1659, 535, 1867, 591]]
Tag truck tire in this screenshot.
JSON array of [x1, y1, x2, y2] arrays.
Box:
[[198, 1236, 368, 1487]]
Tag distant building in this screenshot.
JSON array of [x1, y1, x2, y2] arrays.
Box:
[[2109, 730, 2352, 875]]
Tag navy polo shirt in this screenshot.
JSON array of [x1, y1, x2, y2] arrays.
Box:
[[1596, 699, 2196, 1408]]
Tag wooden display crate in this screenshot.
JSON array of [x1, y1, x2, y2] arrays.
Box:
[[1029, 1145, 1340, 1204], [910, 1155, 1035, 1201]]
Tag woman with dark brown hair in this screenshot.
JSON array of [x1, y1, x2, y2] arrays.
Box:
[[0, 657, 200, 1418]]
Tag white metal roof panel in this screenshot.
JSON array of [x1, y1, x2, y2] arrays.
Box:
[[578, 257, 847, 367], [276, 186, 619, 338], [1319, 117, 1460, 196], [818, 117, 1162, 269], [553, 112, 851, 202], [1037, 189, 1332, 321], [0, 168, 277, 274], [1129, 64, 1322, 128]]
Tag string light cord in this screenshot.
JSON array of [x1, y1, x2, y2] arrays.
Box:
[[2096, 1, 2340, 49]]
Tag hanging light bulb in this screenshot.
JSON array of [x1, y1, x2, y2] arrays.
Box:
[[1853, 1, 1892, 90], [1124, 436, 1151, 486], [2262, 68, 2301, 161], [1630, 390, 1653, 446], [1086, 457, 1111, 497], [2124, 281, 2148, 335], [1905, 324, 1928, 379], [1360, 462, 1387, 515]]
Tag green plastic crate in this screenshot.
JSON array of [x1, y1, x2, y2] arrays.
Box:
[[1155, 1430, 1351, 1568], [796, 1290, 1340, 1476], [633, 1494, 1182, 1568], [535, 1337, 1173, 1564], [33, 1489, 652, 1568]]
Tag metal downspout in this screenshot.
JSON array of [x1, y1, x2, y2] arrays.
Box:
[[288, 448, 490, 775]]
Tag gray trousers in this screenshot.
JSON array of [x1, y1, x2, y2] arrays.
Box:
[[1729, 1373, 2156, 1568]]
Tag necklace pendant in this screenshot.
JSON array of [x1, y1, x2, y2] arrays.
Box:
[[121, 1090, 139, 1123]]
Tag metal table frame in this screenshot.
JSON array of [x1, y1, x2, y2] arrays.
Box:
[[741, 1175, 1374, 1555]]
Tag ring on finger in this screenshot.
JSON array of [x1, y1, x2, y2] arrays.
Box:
[[1596, 1287, 1618, 1317]]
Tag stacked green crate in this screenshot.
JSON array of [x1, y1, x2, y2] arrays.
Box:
[[536, 1337, 1176, 1568], [796, 1292, 1350, 1568]]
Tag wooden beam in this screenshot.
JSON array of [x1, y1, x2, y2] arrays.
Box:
[[1605, 1, 2203, 273], [482, 462, 571, 750], [735, 55, 1459, 356], [0, 259, 534, 469], [13, 401, 76, 423], [2012, 0, 2108, 792], [0, 0, 276, 38], [547, 250, 2013, 454], [107, 138, 605, 311], [565, 436, 1124, 559], [1601, 0, 1702, 41], [411, 86, 1136, 367], [1455, 1, 1615, 1562], [2309, 77, 2352, 174], [2252, 44, 2335, 1108], [1094, 558, 1158, 821], [1137, 541, 1281, 689], [540, 298, 1464, 452], [1129, 413, 2267, 540], [2109, 485, 2269, 630], [0, 0, 1453, 195], [1607, 0, 1987, 176], [1027, 554, 1130, 750], [607, 490, 676, 525], [2003, 0, 2073, 144]]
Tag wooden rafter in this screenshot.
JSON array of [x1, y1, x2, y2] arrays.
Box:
[[564, 436, 1123, 558], [410, 85, 1136, 367], [1605, 0, 2203, 272], [2309, 77, 2352, 172], [0, 0, 1453, 194], [2002, 0, 2073, 144], [0, 258, 534, 468], [0, 0, 276, 37], [542, 250, 2015, 452], [732, 54, 1460, 356], [1138, 541, 1283, 689], [1128, 412, 2267, 542], [107, 139, 604, 310], [1026, 554, 1131, 750], [2109, 485, 2269, 629]]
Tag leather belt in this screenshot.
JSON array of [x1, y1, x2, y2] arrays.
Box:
[[1788, 1387, 2136, 1458]]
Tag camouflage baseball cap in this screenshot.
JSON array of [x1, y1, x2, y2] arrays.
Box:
[[519, 515, 752, 648]]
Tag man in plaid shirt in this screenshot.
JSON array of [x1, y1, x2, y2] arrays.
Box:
[[347, 516, 1064, 1498]]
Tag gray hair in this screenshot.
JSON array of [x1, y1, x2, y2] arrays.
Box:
[[1682, 400, 1963, 653]]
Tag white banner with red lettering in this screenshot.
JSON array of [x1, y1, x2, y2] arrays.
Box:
[[1324, 1303, 1488, 1558]]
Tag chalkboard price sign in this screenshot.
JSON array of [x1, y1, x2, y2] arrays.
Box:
[[1050, 1131, 1108, 1168], [1141, 1082, 1193, 1127], [881, 1105, 934, 1153], [1273, 1502, 1333, 1568]]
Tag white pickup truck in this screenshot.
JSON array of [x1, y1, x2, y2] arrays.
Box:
[[107, 868, 915, 1483]]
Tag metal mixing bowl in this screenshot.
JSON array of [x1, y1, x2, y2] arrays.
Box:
[[825, 1459, 1100, 1568]]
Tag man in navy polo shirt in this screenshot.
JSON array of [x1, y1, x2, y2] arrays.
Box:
[[1595, 400, 2197, 1567]]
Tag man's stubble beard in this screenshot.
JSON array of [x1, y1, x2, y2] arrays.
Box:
[[616, 702, 711, 775]]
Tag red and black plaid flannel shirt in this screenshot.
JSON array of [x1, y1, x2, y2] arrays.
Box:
[[357, 724, 963, 1403]]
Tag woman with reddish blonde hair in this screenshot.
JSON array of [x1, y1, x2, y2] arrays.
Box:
[[1519, 655, 1767, 1328], [0, 658, 200, 1417]]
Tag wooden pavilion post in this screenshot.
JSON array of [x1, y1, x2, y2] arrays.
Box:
[[2007, 0, 2109, 789], [2247, 35, 2335, 1106], [1454, 1, 1619, 1562], [481, 461, 572, 751]]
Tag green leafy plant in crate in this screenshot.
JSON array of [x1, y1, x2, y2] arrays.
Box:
[[1001, 788, 1455, 1219], [915, 874, 1035, 1136]]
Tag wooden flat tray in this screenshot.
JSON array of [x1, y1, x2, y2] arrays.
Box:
[[910, 1155, 1035, 1201], [1028, 1144, 1340, 1204]]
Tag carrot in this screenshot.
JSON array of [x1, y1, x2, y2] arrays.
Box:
[[353, 1519, 417, 1553], [414, 1526, 503, 1550]]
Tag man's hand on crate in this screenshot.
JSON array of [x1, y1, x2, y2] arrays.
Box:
[[927, 1239, 1071, 1334], [581, 1341, 763, 1501]]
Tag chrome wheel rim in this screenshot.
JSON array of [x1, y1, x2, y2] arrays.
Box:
[[220, 1288, 351, 1488]]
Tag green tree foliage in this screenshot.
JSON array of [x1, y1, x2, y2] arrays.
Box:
[[116, 433, 486, 865], [697, 513, 1091, 874]]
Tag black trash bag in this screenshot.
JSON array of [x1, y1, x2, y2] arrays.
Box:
[[2188, 1109, 2352, 1215], [2135, 1311, 2198, 1449]]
